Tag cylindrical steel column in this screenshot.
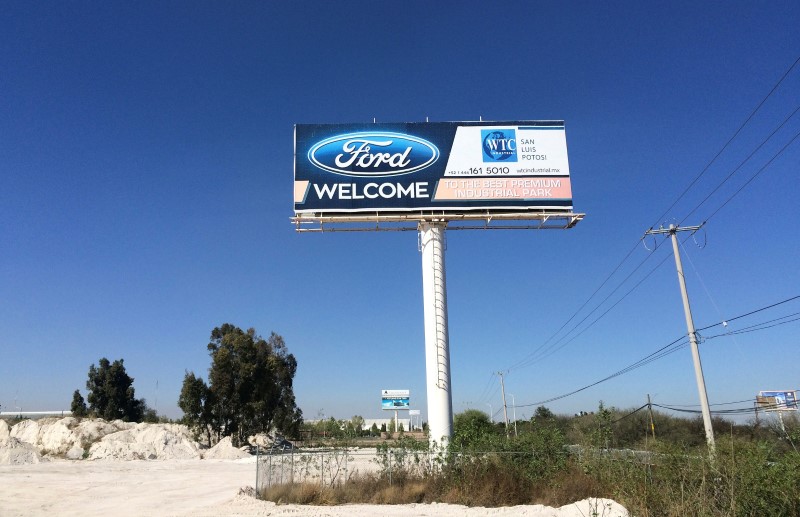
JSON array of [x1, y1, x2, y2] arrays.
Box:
[[419, 221, 453, 448]]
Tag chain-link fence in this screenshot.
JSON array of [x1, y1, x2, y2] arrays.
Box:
[[255, 443, 661, 495], [256, 446, 439, 493]]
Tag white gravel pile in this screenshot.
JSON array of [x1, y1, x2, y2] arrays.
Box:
[[202, 436, 250, 460], [87, 422, 202, 460], [0, 419, 9, 444], [0, 418, 206, 463], [0, 437, 43, 465]]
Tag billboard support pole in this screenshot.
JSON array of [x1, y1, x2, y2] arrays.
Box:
[[420, 221, 453, 449]]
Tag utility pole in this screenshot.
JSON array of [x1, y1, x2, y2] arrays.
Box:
[[645, 224, 715, 453], [647, 394, 656, 440], [498, 371, 510, 437], [754, 400, 760, 427], [510, 394, 518, 437], [486, 403, 493, 423]]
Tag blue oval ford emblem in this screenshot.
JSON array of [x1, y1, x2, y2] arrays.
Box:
[[308, 132, 439, 177]]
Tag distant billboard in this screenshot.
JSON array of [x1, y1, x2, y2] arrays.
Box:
[[381, 389, 410, 410], [757, 390, 798, 411], [294, 121, 572, 215]]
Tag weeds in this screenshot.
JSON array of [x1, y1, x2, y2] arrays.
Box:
[[260, 408, 800, 514]]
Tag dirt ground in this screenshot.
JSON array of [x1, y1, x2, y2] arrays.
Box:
[[0, 457, 629, 516]]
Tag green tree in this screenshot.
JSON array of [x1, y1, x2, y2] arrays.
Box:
[[370, 423, 379, 437], [192, 324, 303, 446], [141, 404, 159, 423], [533, 405, 555, 421], [178, 371, 215, 444], [85, 358, 144, 422], [70, 389, 88, 417], [351, 415, 364, 435], [591, 401, 614, 448], [453, 409, 497, 448]]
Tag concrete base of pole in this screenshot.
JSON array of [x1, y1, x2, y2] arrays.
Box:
[[419, 222, 453, 449]]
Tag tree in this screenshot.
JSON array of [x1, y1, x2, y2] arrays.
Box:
[[351, 415, 364, 435], [534, 405, 555, 421], [85, 358, 144, 422], [453, 409, 497, 448], [591, 401, 614, 448], [71, 390, 88, 417], [178, 371, 215, 444], [182, 324, 303, 446]]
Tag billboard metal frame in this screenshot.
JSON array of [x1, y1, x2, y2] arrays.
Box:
[[291, 210, 584, 232]]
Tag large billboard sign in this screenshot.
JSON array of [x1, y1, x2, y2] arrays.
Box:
[[381, 389, 410, 410], [757, 390, 798, 411], [294, 121, 572, 215]]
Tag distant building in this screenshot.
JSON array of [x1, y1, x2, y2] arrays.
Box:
[[0, 411, 72, 420]]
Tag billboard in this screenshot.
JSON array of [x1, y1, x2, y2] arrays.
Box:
[[757, 391, 798, 411], [294, 121, 572, 215], [382, 389, 410, 410]]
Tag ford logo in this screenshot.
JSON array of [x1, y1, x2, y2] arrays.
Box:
[[308, 132, 439, 177]]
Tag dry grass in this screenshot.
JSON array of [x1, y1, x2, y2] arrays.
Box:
[[262, 476, 429, 506], [530, 466, 606, 507], [262, 463, 555, 507]]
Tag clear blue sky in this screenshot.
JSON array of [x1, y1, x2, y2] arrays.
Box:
[[2, 2, 799, 424]]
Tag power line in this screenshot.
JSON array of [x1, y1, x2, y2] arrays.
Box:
[[512, 295, 800, 409], [701, 129, 800, 225], [653, 401, 795, 416], [657, 398, 757, 408], [679, 104, 800, 226], [696, 295, 800, 332], [704, 312, 800, 339], [654, 54, 800, 227], [612, 404, 649, 424], [500, 55, 800, 376], [505, 240, 643, 372]]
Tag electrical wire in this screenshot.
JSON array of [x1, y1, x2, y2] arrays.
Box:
[[701, 129, 800, 225], [510, 295, 800, 410], [505, 240, 643, 372], [653, 401, 796, 416], [501, 55, 800, 375], [612, 404, 649, 424], [679, 104, 800, 226], [653, 54, 800, 227], [475, 372, 497, 405], [658, 398, 757, 408], [695, 295, 800, 332], [704, 313, 800, 339]]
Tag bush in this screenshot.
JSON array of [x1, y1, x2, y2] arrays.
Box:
[[260, 409, 800, 513]]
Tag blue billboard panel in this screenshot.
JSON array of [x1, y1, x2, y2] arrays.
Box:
[[757, 390, 798, 411], [294, 121, 573, 214], [381, 389, 410, 410]]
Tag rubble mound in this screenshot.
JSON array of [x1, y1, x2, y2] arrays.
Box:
[[202, 436, 251, 460], [87, 423, 201, 460], [0, 418, 204, 462], [0, 437, 43, 465], [0, 419, 9, 445]]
